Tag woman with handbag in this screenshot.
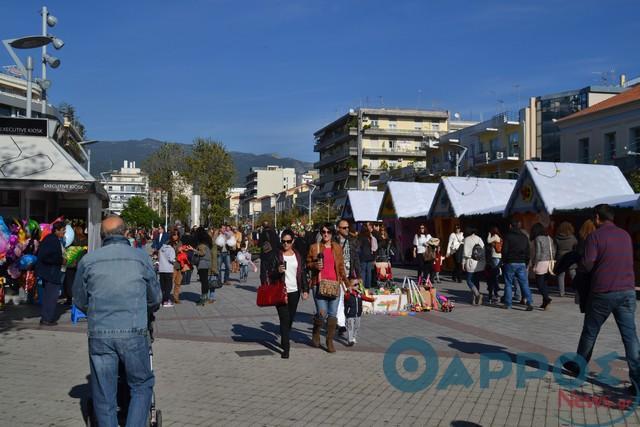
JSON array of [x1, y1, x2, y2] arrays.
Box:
[[260, 229, 309, 359], [306, 223, 349, 353], [531, 222, 555, 310]]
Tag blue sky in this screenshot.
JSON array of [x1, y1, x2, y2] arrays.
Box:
[[3, 0, 639, 161]]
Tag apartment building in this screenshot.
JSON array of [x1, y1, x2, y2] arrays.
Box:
[[101, 160, 149, 215], [436, 112, 528, 178], [226, 187, 246, 219], [240, 165, 297, 218], [557, 84, 640, 173], [533, 85, 623, 161], [313, 108, 449, 204]]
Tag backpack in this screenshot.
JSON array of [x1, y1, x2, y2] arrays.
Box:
[[471, 243, 485, 261]]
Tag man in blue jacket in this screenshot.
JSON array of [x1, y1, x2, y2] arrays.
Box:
[[73, 215, 161, 426], [36, 221, 67, 326]]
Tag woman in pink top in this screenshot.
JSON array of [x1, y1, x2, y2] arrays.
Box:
[[306, 223, 348, 353]]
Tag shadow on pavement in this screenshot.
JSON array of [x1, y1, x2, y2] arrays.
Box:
[[68, 375, 91, 424], [438, 336, 509, 356], [260, 321, 312, 345], [234, 285, 257, 293], [178, 291, 201, 303], [0, 301, 70, 333], [231, 323, 281, 353]]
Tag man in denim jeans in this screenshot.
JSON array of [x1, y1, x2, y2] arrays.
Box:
[[564, 204, 640, 394], [73, 215, 161, 426], [501, 219, 534, 311]]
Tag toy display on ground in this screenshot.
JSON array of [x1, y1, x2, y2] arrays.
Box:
[[361, 275, 454, 315]]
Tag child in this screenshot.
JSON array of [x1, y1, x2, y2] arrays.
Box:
[[344, 288, 374, 346], [433, 246, 443, 284], [236, 246, 256, 282]]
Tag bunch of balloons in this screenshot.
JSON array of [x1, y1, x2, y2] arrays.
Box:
[[0, 215, 71, 280]]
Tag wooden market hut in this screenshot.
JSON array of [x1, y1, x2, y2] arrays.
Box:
[[377, 181, 438, 264], [341, 190, 384, 224], [503, 161, 640, 285], [428, 177, 517, 268]]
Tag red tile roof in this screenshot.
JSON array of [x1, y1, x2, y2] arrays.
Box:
[[559, 84, 640, 123]]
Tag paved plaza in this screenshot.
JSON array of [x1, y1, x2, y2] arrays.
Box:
[[1, 266, 640, 426]]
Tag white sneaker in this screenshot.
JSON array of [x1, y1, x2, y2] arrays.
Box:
[[162, 302, 173, 307]]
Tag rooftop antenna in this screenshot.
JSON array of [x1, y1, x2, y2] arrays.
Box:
[[379, 96, 384, 107], [417, 89, 422, 108]]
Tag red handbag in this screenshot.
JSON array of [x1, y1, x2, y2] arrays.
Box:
[[256, 279, 288, 307]]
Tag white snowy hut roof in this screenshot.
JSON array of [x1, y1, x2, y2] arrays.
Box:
[[429, 177, 517, 218], [504, 161, 634, 216], [341, 190, 384, 222], [378, 181, 439, 219]]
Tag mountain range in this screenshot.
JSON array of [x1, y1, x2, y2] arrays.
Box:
[[88, 138, 314, 186]]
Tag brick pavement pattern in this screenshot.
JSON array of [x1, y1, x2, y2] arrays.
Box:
[[1, 266, 640, 426]]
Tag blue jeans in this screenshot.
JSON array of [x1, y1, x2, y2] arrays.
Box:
[[89, 335, 154, 427], [503, 263, 533, 307], [313, 287, 340, 319], [360, 261, 373, 288], [466, 271, 480, 292], [218, 252, 230, 283], [239, 264, 249, 281], [577, 290, 640, 388], [487, 258, 501, 297]]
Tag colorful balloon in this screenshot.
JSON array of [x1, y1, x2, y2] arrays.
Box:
[[18, 254, 37, 270], [64, 224, 75, 247], [0, 217, 9, 239], [40, 223, 52, 241], [65, 246, 87, 267], [27, 219, 39, 234]]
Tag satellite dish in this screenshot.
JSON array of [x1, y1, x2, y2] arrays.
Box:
[[454, 112, 461, 119]]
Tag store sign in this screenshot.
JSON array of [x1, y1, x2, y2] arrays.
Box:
[[0, 117, 48, 137], [41, 182, 93, 193]]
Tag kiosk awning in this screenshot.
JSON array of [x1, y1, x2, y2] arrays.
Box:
[[341, 190, 384, 222], [429, 177, 516, 218], [378, 182, 439, 219]]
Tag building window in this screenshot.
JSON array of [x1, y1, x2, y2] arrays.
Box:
[[414, 119, 422, 130], [579, 138, 589, 163], [508, 133, 519, 157], [432, 122, 440, 131], [388, 119, 397, 129], [630, 127, 640, 152], [371, 119, 378, 128], [604, 132, 616, 161]]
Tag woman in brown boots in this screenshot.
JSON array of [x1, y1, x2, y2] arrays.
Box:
[[306, 223, 349, 353]]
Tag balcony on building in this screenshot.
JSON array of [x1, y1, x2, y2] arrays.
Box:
[[314, 146, 358, 169], [362, 146, 427, 157], [314, 127, 358, 152]]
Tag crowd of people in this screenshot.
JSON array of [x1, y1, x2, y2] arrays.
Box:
[[7, 201, 638, 424], [408, 216, 605, 312]]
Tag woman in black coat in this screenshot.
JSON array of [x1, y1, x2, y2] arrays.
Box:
[[35, 222, 67, 325], [260, 229, 309, 359]]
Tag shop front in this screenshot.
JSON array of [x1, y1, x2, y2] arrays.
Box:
[[377, 181, 438, 264], [0, 117, 108, 250]]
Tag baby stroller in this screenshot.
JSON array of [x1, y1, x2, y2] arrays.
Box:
[[374, 260, 394, 289], [86, 310, 162, 426]]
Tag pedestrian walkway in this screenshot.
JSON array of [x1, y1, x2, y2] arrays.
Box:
[[0, 267, 639, 426]]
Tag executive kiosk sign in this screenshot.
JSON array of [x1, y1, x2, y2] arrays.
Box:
[[0, 117, 48, 137]]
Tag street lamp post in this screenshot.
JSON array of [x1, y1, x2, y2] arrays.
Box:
[[308, 183, 316, 224], [1, 7, 63, 118], [447, 142, 468, 177]]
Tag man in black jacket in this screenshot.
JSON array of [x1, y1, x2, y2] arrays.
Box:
[[501, 218, 534, 311], [35, 222, 67, 325]]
